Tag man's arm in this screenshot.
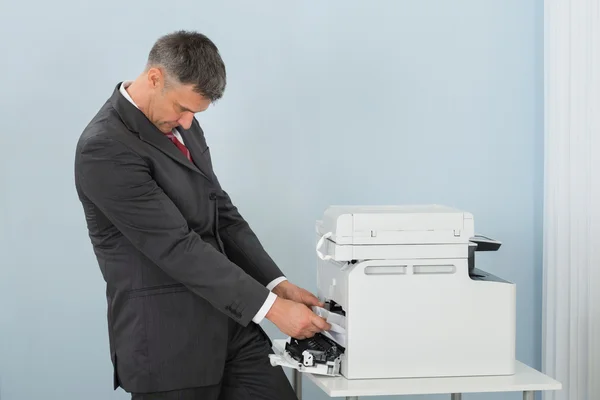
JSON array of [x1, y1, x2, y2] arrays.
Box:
[[216, 190, 287, 286], [76, 136, 269, 326], [215, 192, 326, 320], [201, 147, 328, 317], [201, 147, 287, 292], [213, 186, 289, 323]]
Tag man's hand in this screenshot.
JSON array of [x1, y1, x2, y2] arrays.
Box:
[[272, 281, 323, 308], [265, 297, 331, 339]]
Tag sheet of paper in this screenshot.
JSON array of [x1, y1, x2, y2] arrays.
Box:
[[312, 306, 346, 330], [311, 306, 347, 347]]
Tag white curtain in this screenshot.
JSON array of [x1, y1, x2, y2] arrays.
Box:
[[542, 0, 600, 399]]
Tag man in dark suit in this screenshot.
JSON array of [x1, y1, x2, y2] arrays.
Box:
[[74, 30, 330, 400]]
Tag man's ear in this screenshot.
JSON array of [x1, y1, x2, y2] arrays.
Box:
[[146, 67, 165, 89]]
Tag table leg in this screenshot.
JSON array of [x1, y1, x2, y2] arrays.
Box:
[[292, 369, 302, 400], [345, 397, 359, 400], [523, 391, 534, 400], [451, 394, 462, 400]]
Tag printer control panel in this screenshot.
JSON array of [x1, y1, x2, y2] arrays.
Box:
[[470, 235, 502, 251]]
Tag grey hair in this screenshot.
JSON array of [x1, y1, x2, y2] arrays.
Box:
[[146, 30, 227, 101]]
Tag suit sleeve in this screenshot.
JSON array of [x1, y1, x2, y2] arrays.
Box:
[[202, 148, 286, 287], [76, 136, 270, 326]]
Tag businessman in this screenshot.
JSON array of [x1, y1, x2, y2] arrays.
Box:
[[74, 30, 330, 399]]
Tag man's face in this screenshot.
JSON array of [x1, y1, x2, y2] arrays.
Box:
[[146, 70, 212, 133]]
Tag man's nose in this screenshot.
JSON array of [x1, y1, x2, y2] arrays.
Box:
[[177, 113, 194, 129]]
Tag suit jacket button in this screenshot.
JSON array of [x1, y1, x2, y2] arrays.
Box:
[[209, 193, 217, 200]]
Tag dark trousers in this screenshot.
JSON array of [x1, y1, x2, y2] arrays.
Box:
[[131, 319, 297, 400]]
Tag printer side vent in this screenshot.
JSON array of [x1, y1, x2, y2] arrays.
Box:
[[413, 265, 456, 274], [364, 265, 407, 275], [363, 264, 457, 275]]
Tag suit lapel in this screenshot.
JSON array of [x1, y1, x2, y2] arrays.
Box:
[[139, 127, 210, 181], [109, 82, 210, 181], [178, 126, 214, 180]]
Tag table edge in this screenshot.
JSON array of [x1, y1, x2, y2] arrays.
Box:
[[272, 340, 562, 396], [303, 360, 562, 397]]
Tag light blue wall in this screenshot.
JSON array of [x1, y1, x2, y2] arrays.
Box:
[[0, 1, 543, 399]]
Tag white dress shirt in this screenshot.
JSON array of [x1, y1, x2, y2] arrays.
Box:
[[119, 81, 286, 323]]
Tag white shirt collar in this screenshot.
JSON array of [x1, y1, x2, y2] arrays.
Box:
[[119, 81, 138, 108], [119, 81, 184, 143]]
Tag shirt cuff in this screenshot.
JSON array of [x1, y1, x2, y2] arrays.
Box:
[[252, 277, 288, 324], [266, 276, 287, 291], [252, 291, 277, 324]]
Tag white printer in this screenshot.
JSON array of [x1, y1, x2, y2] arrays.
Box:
[[270, 204, 516, 380]]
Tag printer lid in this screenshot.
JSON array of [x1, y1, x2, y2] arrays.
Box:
[[317, 204, 475, 246]]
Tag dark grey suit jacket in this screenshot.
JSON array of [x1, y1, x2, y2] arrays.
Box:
[[74, 83, 284, 393]]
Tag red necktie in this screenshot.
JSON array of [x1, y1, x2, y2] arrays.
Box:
[[166, 131, 193, 163]]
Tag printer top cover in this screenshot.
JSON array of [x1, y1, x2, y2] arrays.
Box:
[[317, 204, 475, 245]]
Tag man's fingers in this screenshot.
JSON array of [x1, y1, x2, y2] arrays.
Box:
[[303, 297, 322, 307], [311, 315, 332, 331], [299, 289, 321, 305]]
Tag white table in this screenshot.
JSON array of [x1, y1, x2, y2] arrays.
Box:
[[273, 340, 561, 400]]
